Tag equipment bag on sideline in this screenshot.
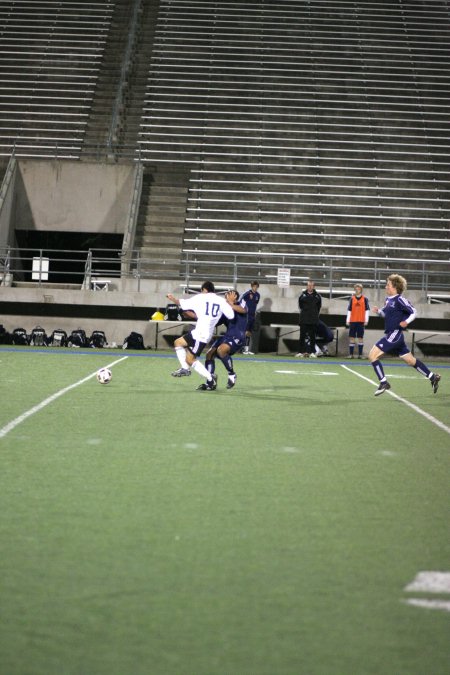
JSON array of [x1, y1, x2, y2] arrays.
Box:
[[68, 328, 87, 348], [122, 331, 145, 350], [0, 324, 12, 344], [49, 329, 67, 347], [89, 330, 107, 348], [12, 327, 29, 345], [29, 325, 47, 346]]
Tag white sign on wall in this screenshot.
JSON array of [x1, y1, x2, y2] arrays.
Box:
[[32, 257, 49, 281], [277, 267, 291, 288]]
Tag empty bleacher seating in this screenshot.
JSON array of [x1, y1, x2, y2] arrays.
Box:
[[137, 0, 450, 286], [0, 0, 114, 158], [0, 0, 449, 290]]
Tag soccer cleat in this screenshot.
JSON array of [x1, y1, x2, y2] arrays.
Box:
[[227, 373, 237, 389], [374, 381, 391, 396], [430, 373, 441, 394], [294, 353, 306, 358], [198, 374, 218, 391], [349, 355, 354, 359], [171, 367, 191, 377], [207, 374, 218, 390], [308, 352, 317, 358]]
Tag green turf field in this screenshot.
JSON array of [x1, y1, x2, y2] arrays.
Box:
[[0, 347, 449, 675]]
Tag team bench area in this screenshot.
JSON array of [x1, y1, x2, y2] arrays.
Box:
[[268, 324, 340, 356]]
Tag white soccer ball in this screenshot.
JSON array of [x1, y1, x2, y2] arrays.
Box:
[[96, 367, 112, 384]]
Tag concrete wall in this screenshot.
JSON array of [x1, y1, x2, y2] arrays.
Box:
[[0, 159, 18, 248], [14, 159, 135, 233], [0, 281, 448, 352]]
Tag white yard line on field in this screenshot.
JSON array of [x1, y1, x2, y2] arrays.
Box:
[[0, 356, 128, 440], [342, 364, 450, 436]]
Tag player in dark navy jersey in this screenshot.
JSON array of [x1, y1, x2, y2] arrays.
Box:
[[241, 281, 260, 354], [200, 289, 248, 390], [368, 274, 441, 396]]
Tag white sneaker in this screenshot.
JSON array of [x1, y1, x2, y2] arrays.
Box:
[[295, 353, 306, 358], [309, 353, 317, 358]]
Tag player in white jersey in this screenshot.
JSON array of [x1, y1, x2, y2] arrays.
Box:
[[166, 281, 235, 390]]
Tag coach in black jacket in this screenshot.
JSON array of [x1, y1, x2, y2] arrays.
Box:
[[296, 280, 322, 357]]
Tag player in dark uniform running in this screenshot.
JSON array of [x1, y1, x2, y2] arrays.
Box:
[[200, 289, 248, 390], [369, 274, 441, 396]]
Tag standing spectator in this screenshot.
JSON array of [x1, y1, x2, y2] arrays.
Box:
[[296, 280, 322, 358], [166, 281, 235, 390], [241, 280, 260, 354], [201, 290, 248, 390], [369, 274, 441, 396], [346, 283, 370, 359]]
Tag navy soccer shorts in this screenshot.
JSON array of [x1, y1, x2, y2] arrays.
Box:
[[349, 322, 365, 339], [210, 334, 245, 356], [375, 329, 410, 356]]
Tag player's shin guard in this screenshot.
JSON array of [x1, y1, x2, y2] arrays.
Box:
[[371, 359, 386, 382], [192, 359, 213, 380], [175, 346, 189, 369], [414, 359, 431, 378], [205, 358, 215, 374], [219, 354, 234, 374], [358, 343, 364, 356]]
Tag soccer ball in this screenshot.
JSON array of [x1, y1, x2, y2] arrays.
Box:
[[96, 367, 112, 384]]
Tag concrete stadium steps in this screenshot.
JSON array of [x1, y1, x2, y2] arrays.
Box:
[[133, 166, 189, 275], [82, 0, 160, 157]]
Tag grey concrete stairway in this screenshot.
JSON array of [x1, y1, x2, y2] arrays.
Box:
[[134, 166, 190, 276]]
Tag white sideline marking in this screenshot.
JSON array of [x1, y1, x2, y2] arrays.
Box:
[[184, 443, 199, 450], [405, 571, 450, 593], [384, 374, 420, 380], [275, 370, 338, 376], [403, 572, 450, 612], [0, 357, 128, 440], [342, 365, 450, 436], [404, 599, 450, 612]]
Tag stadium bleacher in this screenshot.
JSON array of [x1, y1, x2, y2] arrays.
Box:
[[0, 0, 449, 291], [137, 0, 450, 285], [0, 0, 114, 159]]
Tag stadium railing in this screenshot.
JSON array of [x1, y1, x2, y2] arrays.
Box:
[[2, 246, 450, 298]]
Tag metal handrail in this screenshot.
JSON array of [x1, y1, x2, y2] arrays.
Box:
[[120, 160, 144, 275], [107, 0, 142, 155], [1, 245, 449, 295]]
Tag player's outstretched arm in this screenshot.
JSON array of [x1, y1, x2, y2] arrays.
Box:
[[167, 293, 180, 305]]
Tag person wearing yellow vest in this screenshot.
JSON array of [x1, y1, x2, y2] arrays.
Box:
[[346, 284, 370, 358]]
